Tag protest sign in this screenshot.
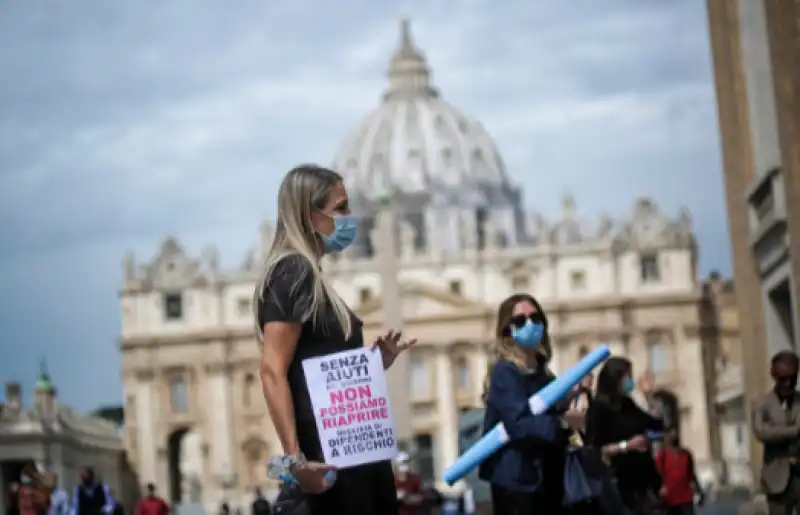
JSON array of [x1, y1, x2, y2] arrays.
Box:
[[303, 347, 398, 468]]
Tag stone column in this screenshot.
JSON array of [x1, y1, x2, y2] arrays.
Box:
[[607, 339, 628, 358], [673, 325, 712, 468], [156, 447, 170, 499], [135, 369, 159, 484], [435, 350, 459, 491], [627, 331, 650, 406], [206, 363, 235, 503], [470, 343, 489, 403], [374, 193, 412, 443]]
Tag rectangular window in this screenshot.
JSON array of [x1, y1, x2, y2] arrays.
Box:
[[570, 271, 586, 290], [449, 280, 463, 295], [414, 433, 435, 485], [237, 297, 250, 316], [511, 275, 530, 291], [409, 356, 429, 396], [164, 293, 183, 320], [169, 376, 189, 413], [648, 335, 670, 375], [359, 287, 372, 303], [640, 253, 660, 283]]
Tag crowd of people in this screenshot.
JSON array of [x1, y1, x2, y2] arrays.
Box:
[[250, 164, 708, 515], [5, 466, 119, 515]]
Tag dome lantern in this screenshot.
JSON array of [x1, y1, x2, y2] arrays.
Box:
[[35, 358, 54, 392], [384, 19, 438, 101]]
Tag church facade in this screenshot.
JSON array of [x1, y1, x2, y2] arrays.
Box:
[[118, 20, 739, 510]]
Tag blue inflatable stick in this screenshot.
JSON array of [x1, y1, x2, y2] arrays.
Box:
[[443, 345, 611, 485]]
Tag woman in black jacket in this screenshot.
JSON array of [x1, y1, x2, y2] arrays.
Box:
[[585, 357, 664, 515]]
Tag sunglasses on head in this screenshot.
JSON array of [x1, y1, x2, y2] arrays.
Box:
[[507, 312, 546, 330]]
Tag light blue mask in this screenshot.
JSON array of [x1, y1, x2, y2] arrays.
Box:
[[622, 377, 635, 395], [511, 319, 545, 349], [20, 475, 31, 485], [320, 215, 358, 253]]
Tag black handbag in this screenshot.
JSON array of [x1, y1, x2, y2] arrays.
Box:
[[271, 483, 308, 515], [562, 444, 631, 515]]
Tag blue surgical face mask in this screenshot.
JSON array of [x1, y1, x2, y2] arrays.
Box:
[[20, 475, 31, 485], [511, 319, 545, 349], [320, 215, 358, 253], [622, 377, 635, 395]]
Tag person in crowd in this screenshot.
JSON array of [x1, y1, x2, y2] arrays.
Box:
[[45, 474, 69, 515], [135, 483, 169, 515], [251, 487, 272, 515], [752, 350, 800, 514], [478, 293, 570, 514], [218, 503, 231, 515], [111, 491, 124, 515], [7, 481, 21, 515], [18, 462, 52, 515], [420, 488, 443, 515], [254, 165, 417, 515], [459, 485, 475, 515], [585, 357, 664, 515], [565, 372, 595, 435], [72, 467, 115, 515], [655, 428, 704, 515], [393, 452, 423, 515]]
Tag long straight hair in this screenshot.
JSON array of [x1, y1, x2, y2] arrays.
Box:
[[252, 165, 352, 347], [482, 293, 552, 403], [594, 356, 632, 406]]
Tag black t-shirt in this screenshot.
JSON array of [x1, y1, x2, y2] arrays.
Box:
[[257, 254, 365, 461], [585, 395, 664, 494]]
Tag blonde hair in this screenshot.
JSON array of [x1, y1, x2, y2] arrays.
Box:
[[482, 293, 552, 403], [252, 165, 352, 348]]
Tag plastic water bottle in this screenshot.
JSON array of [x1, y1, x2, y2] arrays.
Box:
[[267, 456, 337, 485], [267, 456, 299, 485]]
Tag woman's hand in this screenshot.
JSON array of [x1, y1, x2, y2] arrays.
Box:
[[626, 434, 649, 452], [293, 462, 338, 494], [637, 369, 655, 396], [563, 409, 586, 431], [371, 329, 418, 369]]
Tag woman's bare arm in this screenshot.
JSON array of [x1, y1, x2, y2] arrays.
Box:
[[260, 321, 302, 455]]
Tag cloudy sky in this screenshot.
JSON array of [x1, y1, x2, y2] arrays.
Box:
[[0, 0, 728, 412]]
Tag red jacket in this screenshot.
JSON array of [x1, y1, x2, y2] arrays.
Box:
[[18, 485, 51, 515], [655, 447, 696, 506], [135, 497, 169, 515]]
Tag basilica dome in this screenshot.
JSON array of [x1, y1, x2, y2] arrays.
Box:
[[333, 20, 511, 199]]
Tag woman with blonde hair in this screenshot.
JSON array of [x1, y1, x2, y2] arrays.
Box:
[[254, 165, 416, 515], [478, 293, 570, 515]]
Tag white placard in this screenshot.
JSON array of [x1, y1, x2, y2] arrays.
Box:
[[302, 347, 399, 468]]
